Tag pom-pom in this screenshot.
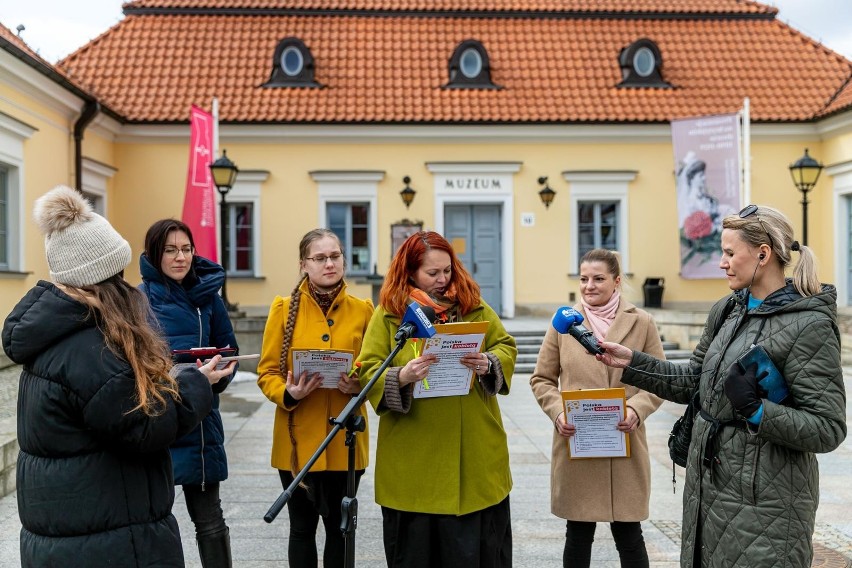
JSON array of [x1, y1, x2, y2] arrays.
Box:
[[33, 185, 93, 236]]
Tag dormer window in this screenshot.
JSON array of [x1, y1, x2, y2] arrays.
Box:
[[618, 38, 671, 88], [264, 37, 321, 88], [446, 40, 499, 89]]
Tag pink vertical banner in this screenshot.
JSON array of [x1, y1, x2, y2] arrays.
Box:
[[182, 105, 217, 261], [672, 113, 741, 279]]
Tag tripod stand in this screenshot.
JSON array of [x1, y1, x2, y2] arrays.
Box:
[[264, 335, 409, 567]]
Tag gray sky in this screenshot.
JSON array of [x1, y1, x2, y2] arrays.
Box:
[[3, 0, 852, 64]]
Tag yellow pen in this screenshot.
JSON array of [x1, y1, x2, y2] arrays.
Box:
[[348, 361, 361, 378], [410, 339, 429, 389]]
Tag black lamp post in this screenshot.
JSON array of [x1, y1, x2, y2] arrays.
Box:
[[788, 148, 823, 246], [538, 176, 556, 209], [209, 149, 239, 310]]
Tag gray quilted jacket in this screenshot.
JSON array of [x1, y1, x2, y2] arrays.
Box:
[[623, 282, 846, 567]]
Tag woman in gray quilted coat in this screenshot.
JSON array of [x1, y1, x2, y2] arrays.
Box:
[[597, 205, 846, 568]]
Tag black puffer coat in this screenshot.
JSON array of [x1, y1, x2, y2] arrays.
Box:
[[624, 282, 846, 567], [2, 281, 213, 567]]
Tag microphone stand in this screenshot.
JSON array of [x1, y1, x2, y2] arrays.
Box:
[[264, 334, 410, 568]]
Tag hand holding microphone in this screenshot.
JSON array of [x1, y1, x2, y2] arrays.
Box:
[[551, 307, 605, 355], [596, 341, 633, 368], [551, 306, 633, 366]]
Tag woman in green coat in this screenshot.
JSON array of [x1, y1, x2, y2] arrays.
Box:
[[598, 205, 846, 567], [357, 231, 517, 568]]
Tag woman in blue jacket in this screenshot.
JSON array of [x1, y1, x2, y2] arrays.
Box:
[[141, 219, 238, 568]]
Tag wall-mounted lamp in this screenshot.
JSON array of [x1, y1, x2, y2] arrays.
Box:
[[400, 176, 416, 208], [538, 176, 556, 208], [788, 148, 823, 246]]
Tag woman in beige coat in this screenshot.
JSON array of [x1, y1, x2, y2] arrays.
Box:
[[530, 249, 664, 568]]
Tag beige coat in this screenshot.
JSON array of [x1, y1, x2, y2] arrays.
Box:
[[530, 299, 664, 522]]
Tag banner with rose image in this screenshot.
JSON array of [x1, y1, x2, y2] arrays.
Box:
[[672, 114, 742, 279]]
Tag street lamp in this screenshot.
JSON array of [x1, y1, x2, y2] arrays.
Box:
[[788, 148, 823, 246], [210, 149, 239, 310]]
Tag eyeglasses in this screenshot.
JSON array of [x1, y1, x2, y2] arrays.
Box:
[[163, 246, 194, 258], [305, 252, 344, 265], [738, 205, 774, 250]]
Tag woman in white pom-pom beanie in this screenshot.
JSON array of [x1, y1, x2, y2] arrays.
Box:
[[2, 185, 235, 567]]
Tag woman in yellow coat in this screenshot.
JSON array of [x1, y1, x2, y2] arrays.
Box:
[[257, 228, 374, 568], [530, 249, 664, 568]]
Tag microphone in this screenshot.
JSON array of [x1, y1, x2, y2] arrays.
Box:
[[394, 302, 437, 342], [552, 307, 605, 355]]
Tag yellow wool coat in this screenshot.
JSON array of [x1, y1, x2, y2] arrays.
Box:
[[529, 299, 664, 521], [257, 280, 374, 472], [357, 301, 517, 515]]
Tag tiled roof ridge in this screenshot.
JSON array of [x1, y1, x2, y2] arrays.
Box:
[[818, 76, 852, 119], [123, 0, 778, 19], [766, 17, 852, 118]]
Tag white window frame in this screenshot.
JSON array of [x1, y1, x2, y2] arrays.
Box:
[[221, 170, 268, 277], [0, 113, 37, 273], [81, 157, 117, 216], [563, 171, 637, 274], [830, 160, 852, 306], [311, 171, 382, 276]]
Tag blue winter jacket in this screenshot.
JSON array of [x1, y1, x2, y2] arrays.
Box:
[[140, 254, 238, 487]]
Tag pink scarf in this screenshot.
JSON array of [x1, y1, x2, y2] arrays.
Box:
[[579, 290, 620, 341]]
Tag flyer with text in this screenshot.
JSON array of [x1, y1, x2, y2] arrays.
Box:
[[412, 321, 488, 399], [292, 349, 354, 389], [561, 387, 630, 459]]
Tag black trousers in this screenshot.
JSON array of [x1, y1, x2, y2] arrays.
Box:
[[381, 496, 512, 568], [278, 470, 362, 568], [182, 483, 228, 538], [563, 520, 649, 568]]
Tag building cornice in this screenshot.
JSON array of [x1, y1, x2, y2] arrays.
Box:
[[0, 50, 85, 121], [309, 170, 385, 182], [109, 121, 849, 145]]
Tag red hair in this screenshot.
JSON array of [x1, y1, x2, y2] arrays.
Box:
[[380, 231, 481, 317]]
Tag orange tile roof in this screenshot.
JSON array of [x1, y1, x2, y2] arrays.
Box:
[[56, 2, 851, 124], [123, 0, 775, 14]]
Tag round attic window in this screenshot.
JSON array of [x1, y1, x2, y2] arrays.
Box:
[[460, 48, 483, 79], [632, 47, 655, 78], [281, 46, 304, 77]]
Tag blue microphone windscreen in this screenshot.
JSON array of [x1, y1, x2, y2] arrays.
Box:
[[551, 306, 582, 334], [403, 302, 437, 338]]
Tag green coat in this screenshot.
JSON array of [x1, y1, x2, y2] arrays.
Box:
[[357, 302, 517, 515], [624, 283, 846, 567]]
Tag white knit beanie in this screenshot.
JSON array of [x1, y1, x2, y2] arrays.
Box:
[[33, 185, 131, 287]]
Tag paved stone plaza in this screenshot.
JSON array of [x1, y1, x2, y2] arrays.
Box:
[[0, 319, 850, 566]]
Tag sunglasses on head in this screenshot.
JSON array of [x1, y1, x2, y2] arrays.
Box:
[[738, 205, 774, 251]]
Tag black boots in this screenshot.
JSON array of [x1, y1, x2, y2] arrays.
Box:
[[196, 527, 232, 568]]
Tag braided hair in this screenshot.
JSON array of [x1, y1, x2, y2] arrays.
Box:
[[280, 228, 342, 472]]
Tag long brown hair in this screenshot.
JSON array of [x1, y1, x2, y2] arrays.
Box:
[[379, 231, 480, 317], [67, 274, 179, 415]]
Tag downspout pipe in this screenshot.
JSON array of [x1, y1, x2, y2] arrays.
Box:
[[74, 100, 100, 191]]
